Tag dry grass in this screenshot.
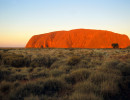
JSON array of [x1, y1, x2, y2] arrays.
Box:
[[0, 48, 129, 100]]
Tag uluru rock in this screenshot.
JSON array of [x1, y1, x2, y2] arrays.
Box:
[[26, 29, 130, 48]]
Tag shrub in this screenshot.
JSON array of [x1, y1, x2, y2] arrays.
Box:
[[70, 92, 103, 100], [2, 54, 28, 67], [0, 92, 3, 100], [74, 81, 100, 94], [101, 80, 119, 96], [112, 43, 119, 48], [103, 60, 120, 69], [50, 60, 66, 69], [7, 73, 28, 82], [0, 81, 13, 97], [88, 71, 120, 85], [10, 78, 68, 100], [41, 78, 68, 96], [30, 55, 57, 68], [58, 65, 72, 73], [30, 70, 49, 79], [103, 59, 130, 76], [64, 69, 90, 84], [24, 94, 39, 100], [118, 62, 130, 76], [0, 68, 11, 81], [67, 56, 81, 66], [76, 59, 91, 68], [50, 69, 65, 77], [98, 66, 121, 75], [10, 83, 42, 100]]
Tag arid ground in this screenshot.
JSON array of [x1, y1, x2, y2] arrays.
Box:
[[0, 48, 130, 100]]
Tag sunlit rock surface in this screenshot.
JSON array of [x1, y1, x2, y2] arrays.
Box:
[[26, 29, 130, 48]]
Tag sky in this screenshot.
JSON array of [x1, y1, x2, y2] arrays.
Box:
[[0, 0, 130, 47]]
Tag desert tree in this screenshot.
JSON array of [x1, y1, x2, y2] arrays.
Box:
[[112, 43, 119, 48], [41, 45, 43, 48]]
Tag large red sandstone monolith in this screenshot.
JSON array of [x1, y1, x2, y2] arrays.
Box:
[[26, 29, 130, 48]]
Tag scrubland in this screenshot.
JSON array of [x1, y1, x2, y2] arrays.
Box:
[[0, 48, 130, 100]]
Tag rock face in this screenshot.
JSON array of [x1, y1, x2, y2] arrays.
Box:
[[26, 29, 130, 48]]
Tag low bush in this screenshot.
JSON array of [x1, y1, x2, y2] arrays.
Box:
[[2, 54, 29, 67], [0, 68, 11, 81], [67, 56, 81, 66], [58, 65, 72, 73], [10, 82, 42, 100], [74, 81, 100, 94], [7, 73, 28, 82], [103, 60, 120, 69], [30, 70, 49, 79], [30, 55, 57, 68], [24, 94, 39, 100], [119, 62, 130, 76], [41, 78, 68, 96], [70, 92, 103, 100], [0, 81, 12, 94], [101, 80, 119, 96], [88, 71, 120, 85], [50, 69, 65, 77], [64, 68, 90, 84], [0, 92, 3, 100], [76, 59, 91, 69], [10, 78, 69, 100]]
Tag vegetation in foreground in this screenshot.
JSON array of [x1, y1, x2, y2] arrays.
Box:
[[0, 48, 130, 100]]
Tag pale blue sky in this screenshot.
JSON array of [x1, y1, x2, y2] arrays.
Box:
[[0, 0, 130, 47]]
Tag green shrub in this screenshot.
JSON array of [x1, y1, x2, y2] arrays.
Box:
[[97, 66, 121, 75], [112, 43, 119, 48], [0, 92, 3, 100], [118, 62, 130, 76], [38, 95, 69, 100], [30, 70, 49, 79], [0, 81, 13, 95], [103, 60, 120, 69], [10, 78, 68, 100], [2, 54, 28, 67], [76, 59, 91, 69], [88, 71, 120, 85], [50, 69, 65, 77], [7, 73, 28, 82], [74, 81, 100, 94], [64, 69, 90, 84], [70, 92, 103, 100], [41, 78, 68, 96], [101, 80, 119, 96], [67, 56, 81, 66], [0, 69, 11, 81], [13, 81, 21, 88], [10, 83, 41, 100], [30, 55, 57, 68], [24, 94, 39, 100], [58, 65, 72, 73], [50, 60, 66, 69], [104, 60, 130, 76]]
